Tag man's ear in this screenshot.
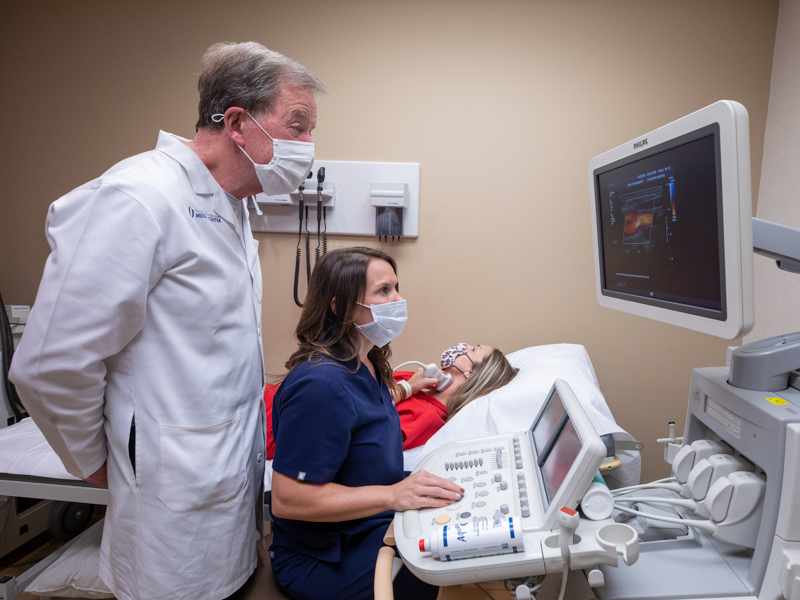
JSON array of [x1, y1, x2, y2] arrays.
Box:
[[223, 107, 247, 147]]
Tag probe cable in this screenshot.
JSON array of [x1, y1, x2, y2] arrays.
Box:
[[613, 495, 700, 512], [610, 478, 681, 496], [392, 361, 428, 372], [612, 503, 715, 534]]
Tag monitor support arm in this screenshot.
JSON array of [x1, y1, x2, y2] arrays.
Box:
[[728, 218, 800, 392], [752, 217, 800, 275]]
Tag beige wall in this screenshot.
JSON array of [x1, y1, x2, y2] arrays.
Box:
[[0, 1, 779, 481], [745, 0, 800, 344]]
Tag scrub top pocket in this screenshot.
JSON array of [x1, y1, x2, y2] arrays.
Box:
[[158, 412, 247, 513]]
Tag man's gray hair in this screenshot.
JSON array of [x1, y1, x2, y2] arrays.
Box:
[[195, 42, 327, 131]]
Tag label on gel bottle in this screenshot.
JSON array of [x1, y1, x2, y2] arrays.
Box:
[[420, 517, 524, 561]]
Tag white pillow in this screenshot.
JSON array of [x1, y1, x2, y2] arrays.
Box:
[[26, 520, 114, 599], [405, 344, 641, 486]]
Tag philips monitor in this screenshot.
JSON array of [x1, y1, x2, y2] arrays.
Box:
[[589, 100, 754, 339]]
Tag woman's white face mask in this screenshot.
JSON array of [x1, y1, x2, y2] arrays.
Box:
[[355, 300, 408, 348], [212, 111, 315, 196]]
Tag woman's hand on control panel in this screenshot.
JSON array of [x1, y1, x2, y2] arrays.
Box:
[[391, 470, 464, 511]]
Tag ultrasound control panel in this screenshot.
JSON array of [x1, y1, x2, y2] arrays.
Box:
[[434, 436, 538, 528], [395, 379, 610, 585]]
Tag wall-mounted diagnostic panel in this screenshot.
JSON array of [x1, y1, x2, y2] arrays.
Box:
[[249, 160, 420, 239]]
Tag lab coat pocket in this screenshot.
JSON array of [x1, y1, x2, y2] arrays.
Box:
[[103, 369, 137, 488], [158, 412, 247, 513]]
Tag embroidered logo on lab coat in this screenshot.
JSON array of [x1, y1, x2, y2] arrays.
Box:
[[188, 206, 221, 223]]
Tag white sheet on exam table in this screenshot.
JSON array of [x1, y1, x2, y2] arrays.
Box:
[[0, 417, 79, 480]]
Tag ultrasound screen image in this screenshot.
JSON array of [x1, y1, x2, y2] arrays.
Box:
[[541, 418, 583, 504], [595, 128, 725, 318], [531, 390, 566, 455]]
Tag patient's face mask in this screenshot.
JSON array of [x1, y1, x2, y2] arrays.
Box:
[[355, 300, 407, 348], [212, 111, 315, 196], [441, 343, 474, 375]]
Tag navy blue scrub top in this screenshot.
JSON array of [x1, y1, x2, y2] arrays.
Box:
[[271, 357, 404, 563]]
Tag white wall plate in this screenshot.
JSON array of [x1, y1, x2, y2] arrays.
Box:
[[249, 160, 420, 238]]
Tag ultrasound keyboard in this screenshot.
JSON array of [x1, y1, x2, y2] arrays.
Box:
[[394, 379, 638, 586]]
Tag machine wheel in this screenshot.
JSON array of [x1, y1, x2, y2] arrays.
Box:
[[49, 501, 93, 539]]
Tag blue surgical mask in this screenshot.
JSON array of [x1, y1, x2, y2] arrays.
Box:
[[355, 300, 407, 348]]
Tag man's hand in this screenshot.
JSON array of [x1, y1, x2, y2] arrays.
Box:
[[83, 461, 108, 487]]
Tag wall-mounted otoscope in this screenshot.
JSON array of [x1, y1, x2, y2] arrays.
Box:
[[292, 168, 332, 307]]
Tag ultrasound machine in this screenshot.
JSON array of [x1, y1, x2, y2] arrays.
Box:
[[395, 101, 800, 600]]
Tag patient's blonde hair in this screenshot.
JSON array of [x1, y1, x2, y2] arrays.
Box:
[[446, 349, 517, 420]]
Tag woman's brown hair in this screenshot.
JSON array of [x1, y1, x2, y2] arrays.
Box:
[[283, 246, 399, 389]]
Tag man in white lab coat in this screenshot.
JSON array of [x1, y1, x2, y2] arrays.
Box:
[[10, 42, 325, 600]]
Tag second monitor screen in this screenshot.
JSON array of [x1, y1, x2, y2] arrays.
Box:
[[541, 418, 583, 503]]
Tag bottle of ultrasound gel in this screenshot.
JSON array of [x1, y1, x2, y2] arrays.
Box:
[[419, 517, 523, 561]]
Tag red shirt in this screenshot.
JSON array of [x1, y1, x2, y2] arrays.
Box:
[[264, 384, 279, 459], [263, 372, 447, 458], [394, 371, 447, 451]]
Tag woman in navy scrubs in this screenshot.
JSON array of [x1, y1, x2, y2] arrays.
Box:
[[270, 247, 463, 600]]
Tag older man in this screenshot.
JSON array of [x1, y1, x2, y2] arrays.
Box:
[[10, 42, 325, 600]]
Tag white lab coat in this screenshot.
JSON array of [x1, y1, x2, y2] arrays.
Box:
[[10, 132, 266, 600]]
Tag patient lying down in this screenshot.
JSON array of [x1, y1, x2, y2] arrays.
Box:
[[264, 343, 517, 457], [392, 343, 518, 450]]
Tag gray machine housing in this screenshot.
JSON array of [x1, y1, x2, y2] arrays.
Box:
[[598, 366, 800, 599]]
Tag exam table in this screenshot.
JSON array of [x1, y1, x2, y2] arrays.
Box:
[[0, 344, 638, 598]]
